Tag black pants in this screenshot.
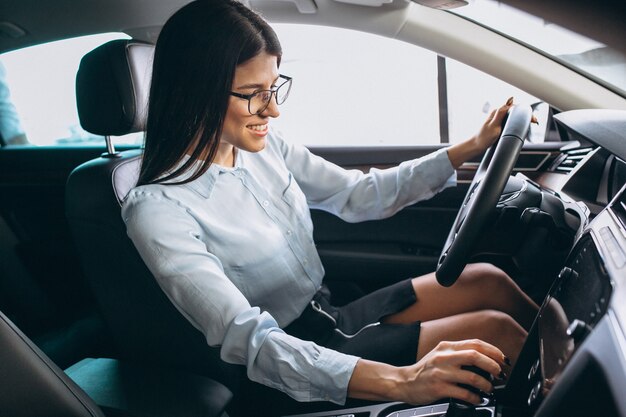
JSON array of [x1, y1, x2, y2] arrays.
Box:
[[285, 279, 421, 366]]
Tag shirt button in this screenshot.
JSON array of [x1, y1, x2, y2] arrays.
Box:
[[303, 259, 308, 265], [286, 230, 292, 235], [262, 200, 269, 207]]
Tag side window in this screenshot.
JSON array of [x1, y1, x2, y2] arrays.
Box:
[[0, 33, 143, 147], [271, 24, 541, 147], [445, 59, 539, 143], [272, 24, 440, 146]]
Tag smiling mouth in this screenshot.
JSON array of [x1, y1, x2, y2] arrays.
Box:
[[247, 124, 269, 136]]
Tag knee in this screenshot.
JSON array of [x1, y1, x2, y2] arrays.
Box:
[[477, 310, 527, 345], [460, 263, 514, 294]]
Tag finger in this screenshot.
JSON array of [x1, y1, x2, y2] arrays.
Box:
[[506, 96, 514, 106], [496, 102, 511, 117], [451, 351, 502, 380], [494, 369, 509, 383], [491, 107, 510, 126], [456, 369, 494, 394], [434, 339, 507, 370], [446, 384, 483, 405], [449, 339, 506, 365]]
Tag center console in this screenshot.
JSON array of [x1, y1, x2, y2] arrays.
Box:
[[284, 398, 495, 417]]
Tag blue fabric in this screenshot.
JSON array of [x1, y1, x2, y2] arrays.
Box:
[[121, 130, 456, 403], [0, 62, 25, 143]]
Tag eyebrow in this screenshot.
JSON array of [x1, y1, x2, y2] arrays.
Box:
[[236, 75, 280, 90]]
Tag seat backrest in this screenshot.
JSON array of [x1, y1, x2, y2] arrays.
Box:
[[0, 309, 105, 417], [66, 40, 242, 391]]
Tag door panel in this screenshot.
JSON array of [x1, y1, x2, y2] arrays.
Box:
[[311, 192, 461, 298], [0, 146, 125, 366]]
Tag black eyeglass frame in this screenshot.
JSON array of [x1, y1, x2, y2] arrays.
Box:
[[229, 74, 292, 115]]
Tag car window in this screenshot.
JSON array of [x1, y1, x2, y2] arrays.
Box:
[[446, 58, 539, 143], [272, 24, 440, 147], [271, 23, 541, 147], [451, 2, 626, 97], [0, 33, 143, 147], [0, 27, 542, 148]]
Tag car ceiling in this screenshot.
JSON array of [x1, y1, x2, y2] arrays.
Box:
[[1, 0, 411, 53], [0, 0, 188, 53], [3, 0, 626, 55]]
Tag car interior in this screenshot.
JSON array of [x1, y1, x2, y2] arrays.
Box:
[[0, 0, 625, 417]]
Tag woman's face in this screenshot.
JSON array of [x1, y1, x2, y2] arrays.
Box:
[[221, 52, 281, 154]]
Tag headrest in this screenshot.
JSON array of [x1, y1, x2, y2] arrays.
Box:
[[76, 39, 154, 136]]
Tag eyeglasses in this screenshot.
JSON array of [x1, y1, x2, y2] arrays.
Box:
[[230, 74, 292, 115]]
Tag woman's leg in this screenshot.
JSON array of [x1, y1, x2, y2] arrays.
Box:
[[416, 310, 528, 365], [384, 263, 539, 330]]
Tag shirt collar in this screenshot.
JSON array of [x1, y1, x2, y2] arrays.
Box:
[[185, 149, 246, 199]]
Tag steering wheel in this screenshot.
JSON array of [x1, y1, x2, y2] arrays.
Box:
[[436, 105, 533, 287]]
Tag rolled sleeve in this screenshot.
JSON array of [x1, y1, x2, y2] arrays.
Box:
[[395, 147, 457, 204], [272, 132, 456, 222], [223, 308, 359, 404]]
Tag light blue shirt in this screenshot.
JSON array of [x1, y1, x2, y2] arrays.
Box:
[[0, 62, 25, 143], [121, 130, 456, 404]]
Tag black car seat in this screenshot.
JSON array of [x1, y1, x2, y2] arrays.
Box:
[[0, 308, 105, 417], [0, 306, 233, 417], [66, 40, 243, 392]]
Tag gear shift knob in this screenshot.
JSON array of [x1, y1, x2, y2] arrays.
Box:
[[444, 365, 492, 417]]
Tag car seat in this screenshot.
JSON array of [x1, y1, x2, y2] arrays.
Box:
[[0, 308, 104, 417], [0, 306, 233, 417], [66, 39, 243, 392]]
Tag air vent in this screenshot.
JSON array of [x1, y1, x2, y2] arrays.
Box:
[[553, 147, 593, 173]]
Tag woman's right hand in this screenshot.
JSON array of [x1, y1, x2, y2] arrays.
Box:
[[396, 339, 505, 405], [348, 339, 506, 406]]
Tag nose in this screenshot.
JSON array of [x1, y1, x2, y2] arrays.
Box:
[[260, 94, 280, 118]]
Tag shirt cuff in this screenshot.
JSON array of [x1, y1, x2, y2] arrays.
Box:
[[310, 347, 360, 404], [436, 147, 457, 187]]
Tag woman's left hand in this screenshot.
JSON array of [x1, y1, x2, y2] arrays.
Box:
[[473, 97, 514, 153], [447, 97, 537, 169]]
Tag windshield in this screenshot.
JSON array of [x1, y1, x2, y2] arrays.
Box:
[[451, 1, 626, 97]]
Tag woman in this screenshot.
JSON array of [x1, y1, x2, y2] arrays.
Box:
[[122, 0, 539, 407]]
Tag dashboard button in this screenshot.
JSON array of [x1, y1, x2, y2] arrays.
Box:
[[528, 381, 542, 407], [566, 319, 591, 342]]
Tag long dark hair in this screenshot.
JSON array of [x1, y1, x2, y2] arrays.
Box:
[[138, 0, 282, 186]]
